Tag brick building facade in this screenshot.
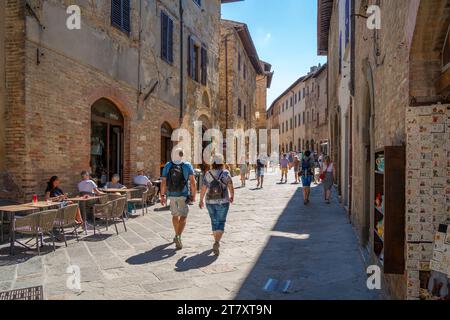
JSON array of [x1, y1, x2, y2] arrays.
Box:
[[318, 0, 450, 299], [0, 0, 240, 200]]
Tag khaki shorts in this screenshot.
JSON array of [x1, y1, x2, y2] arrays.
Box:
[[169, 197, 189, 217], [281, 168, 289, 175]]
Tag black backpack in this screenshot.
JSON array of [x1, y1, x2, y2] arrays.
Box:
[[167, 162, 187, 193], [207, 171, 226, 201]]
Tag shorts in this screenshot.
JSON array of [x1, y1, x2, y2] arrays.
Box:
[[301, 175, 313, 187], [206, 203, 230, 232], [256, 168, 265, 177], [281, 168, 288, 175], [169, 197, 189, 217]]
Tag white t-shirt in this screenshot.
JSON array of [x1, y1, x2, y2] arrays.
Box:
[[134, 175, 151, 186], [322, 163, 334, 172], [78, 180, 98, 194]]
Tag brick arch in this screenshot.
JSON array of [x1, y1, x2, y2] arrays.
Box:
[[85, 87, 134, 119], [409, 0, 450, 99]]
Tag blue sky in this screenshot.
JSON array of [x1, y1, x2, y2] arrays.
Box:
[[221, 0, 327, 109]]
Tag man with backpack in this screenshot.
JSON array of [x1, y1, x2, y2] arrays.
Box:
[[199, 154, 234, 256], [160, 149, 197, 250], [300, 150, 315, 205]]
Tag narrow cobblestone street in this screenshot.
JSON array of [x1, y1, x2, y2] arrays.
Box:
[[0, 170, 378, 300]]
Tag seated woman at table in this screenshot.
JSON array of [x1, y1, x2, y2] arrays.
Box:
[[78, 171, 105, 196], [45, 176, 67, 201], [105, 174, 126, 189]]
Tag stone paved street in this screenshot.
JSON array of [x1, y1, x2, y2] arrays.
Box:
[[0, 170, 379, 300]]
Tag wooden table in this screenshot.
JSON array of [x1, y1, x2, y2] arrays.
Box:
[[23, 201, 62, 210], [0, 205, 40, 255]]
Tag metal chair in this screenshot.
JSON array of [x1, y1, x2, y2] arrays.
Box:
[[127, 188, 149, 216], [92, 201, 114, 235], [110, 197, 128, 235], [54, 204, 80, 247], [13, 210, 58, 255]]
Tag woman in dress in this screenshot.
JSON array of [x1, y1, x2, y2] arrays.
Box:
[[320, 156, 336, 204]]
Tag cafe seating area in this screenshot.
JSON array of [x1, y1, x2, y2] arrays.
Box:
[[0, 185, 157, 256]]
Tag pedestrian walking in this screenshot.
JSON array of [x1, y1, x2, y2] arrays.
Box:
[[239, 156, 247, 187], [320, 156, 336, 204], [293, 155, 301, 184], [280, 154, 289, 184], [256, 157, 266, 189], [160, 148, 197, 250], [199, 154, 234, 256], [300, 150, 315, 205]]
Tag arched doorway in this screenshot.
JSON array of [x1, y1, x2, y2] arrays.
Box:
[[91, 98, 124, 187], [161, 122, 173, 174]]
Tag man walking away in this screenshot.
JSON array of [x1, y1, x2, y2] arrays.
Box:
[[160, 149, 197, 250], [280, 154, 289, 184], [256, 157, 266, 189], [293, 155, 301, 184], [300, 151, 315, 205], [199, 154, 234, 256]]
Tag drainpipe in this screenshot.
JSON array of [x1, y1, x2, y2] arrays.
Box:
[[225, 35, 229, 131], [179, 0, 184, 125]]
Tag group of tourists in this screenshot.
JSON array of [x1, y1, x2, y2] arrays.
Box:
[[279, 150, 336, 205]]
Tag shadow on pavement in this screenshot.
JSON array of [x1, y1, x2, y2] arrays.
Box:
[[126, 243, 176, 265], [233, 185, 375, 300], [175, 250, 217, 272]]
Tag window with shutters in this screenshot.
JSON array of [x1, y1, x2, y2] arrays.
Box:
[[238, 99, 242, 117], [188, 36, 207, 84], [244, 105, 247, 120], [161, 11, 173, 64], [201, 46, 208, 85], [111, 0, 130, 34], [238, 52, 241, 72], [193, 0, 201, 7]]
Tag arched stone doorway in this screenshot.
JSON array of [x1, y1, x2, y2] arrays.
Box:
[[160, 122, 173, 174], [91, 98, 124, 187]]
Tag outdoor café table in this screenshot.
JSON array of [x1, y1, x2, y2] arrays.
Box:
[[22, 201, 62, 211], [67, 196, 101, 234], [0, 204, 40, 255]]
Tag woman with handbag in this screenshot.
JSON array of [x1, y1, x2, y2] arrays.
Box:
[[320, 156, 336, 204]]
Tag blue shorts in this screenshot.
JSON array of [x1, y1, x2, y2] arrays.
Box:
[[301, 175, 313, 187], [206, 203, 230, 232]]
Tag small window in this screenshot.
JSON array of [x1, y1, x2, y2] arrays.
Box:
[[161, 11, 173, 64], [244, 105, 247, 120], [238, 99, 242, 117], [238, 52, 241, 71], [201, 46, 208, 85], [193, 0, 201, 7], [188, 36, 203, 83], [111, 0, 131, 34]]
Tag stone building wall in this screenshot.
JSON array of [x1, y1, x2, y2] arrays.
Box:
[[2, 0, 223, 199], [219, 20, 258, 134], [0, 1, 5, 171]]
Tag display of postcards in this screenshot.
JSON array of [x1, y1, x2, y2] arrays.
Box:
[[432, 133, 445, 143], [432, 105, 446, 115], [420, 160, 432, 169], [419, 261, 431, 271], [419, 189, 431, 196], [407, 287, 420, 298], [431, 124, 445, 133], [407, 204, 420, 214], [420, 197, 432, 206], [420, 168, 433, 178], [407, 170, 420, 179], [432, 178, 446, 188], [407, 258, 420, 269], [420, 223, 435, 233], [419, 214, 433, 224], [407, 223, 420, 234], [432, 160, 444, 168], [407, 214, 419, 224], [407, 249, 421, 261], [430, 259, 448, 274], [407, 278, 420, 292], [421, 231, 435, 242], [408, 159, 421, 169], [434, 232, 446, 251], [432, 114, 445, 123], [407, 270, 420, 282], [407, 188, 420, 198], [419, 179, 431, 188], [420, 153, 432, 161], [407, 232, 421, 242], [416, 107, 433, 116], [446, 232, 450, 245], [420, 134, 433, 144], [407, 196, 420, 206]]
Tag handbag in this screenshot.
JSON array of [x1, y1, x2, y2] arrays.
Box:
[[319, 164, 331, 181]]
